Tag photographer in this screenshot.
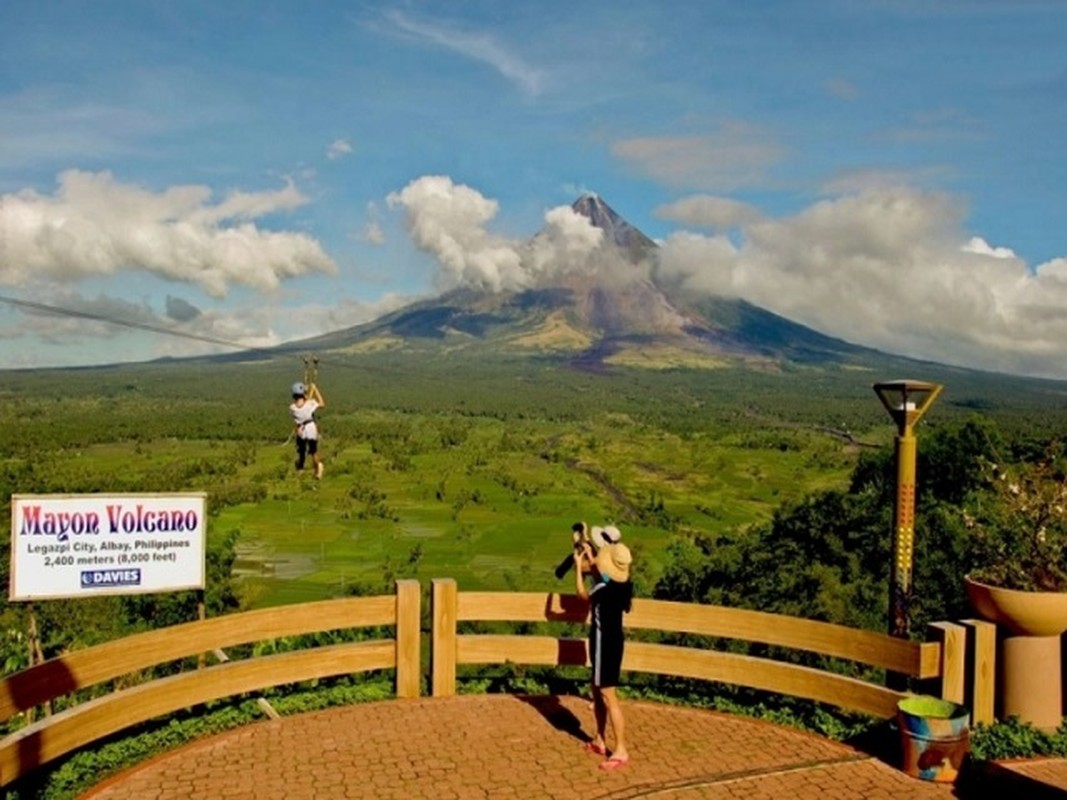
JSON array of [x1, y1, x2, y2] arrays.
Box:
[[575, 537, 633, 771]]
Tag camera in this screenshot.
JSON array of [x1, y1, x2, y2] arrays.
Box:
[[553, 521, 592, 579]]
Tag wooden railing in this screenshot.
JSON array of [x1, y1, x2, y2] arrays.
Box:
[[0, 581, 421, 787], [430, 579, 996, 722], [0, 578, 997, 787]]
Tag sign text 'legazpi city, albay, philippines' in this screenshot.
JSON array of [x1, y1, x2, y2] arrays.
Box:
[[9, 493, 207, 601]]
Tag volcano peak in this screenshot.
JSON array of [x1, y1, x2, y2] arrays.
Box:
[[568, 193, 658, 260]]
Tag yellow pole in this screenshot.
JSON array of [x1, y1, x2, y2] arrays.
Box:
[[889, 427, 917, 639], [873, 380, 942, 644]]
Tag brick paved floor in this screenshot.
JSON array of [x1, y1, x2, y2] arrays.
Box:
[[76, 695, 1000, 799]]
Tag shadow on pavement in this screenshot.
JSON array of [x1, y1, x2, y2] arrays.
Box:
[[954, 761, 1067, 799], [844, 722, 1067, 798], [515, 694, 591, 743]]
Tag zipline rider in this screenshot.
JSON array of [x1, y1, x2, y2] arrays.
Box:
[[290, 381, 326, 479]]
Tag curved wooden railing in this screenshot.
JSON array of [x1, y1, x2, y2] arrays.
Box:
[[430, 579, 995, 721], [0, 582, 421, 787], [0, 578, 995, 788]]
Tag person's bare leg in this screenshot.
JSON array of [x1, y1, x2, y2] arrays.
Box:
[[592, 687, 608, 751], [600, 687, 628, 761]]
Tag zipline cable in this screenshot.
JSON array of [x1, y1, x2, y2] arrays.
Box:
[[0, 293, 276, 355], [0, 293, 382, 376]]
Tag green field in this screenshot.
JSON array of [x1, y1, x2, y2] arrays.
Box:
[[4, 351, 1066, 611], [210, 413, 857, 606]]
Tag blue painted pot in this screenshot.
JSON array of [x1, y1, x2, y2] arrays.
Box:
[[897, 696, 970, 783]]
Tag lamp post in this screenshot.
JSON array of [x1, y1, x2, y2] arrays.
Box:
[[873, 379, 943, 640]]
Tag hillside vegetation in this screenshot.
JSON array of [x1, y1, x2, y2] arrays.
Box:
[[4, 349, 1067, 797], [2, 349, 1066, 642]]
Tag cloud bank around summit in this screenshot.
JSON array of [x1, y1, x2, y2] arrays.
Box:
[[386, 175, 1067, 380], [3, 166, 1066, 379], [386, 175, 603, 293]]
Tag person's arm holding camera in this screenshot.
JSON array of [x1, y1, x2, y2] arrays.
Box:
[[574, 544, 592, 601]]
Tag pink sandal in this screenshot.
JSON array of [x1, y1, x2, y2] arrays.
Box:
[[583, 741, 607, 756], [599, 755, 629, 771]]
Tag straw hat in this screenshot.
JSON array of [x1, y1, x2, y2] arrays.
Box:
[[595, 542, 632, 583], [590, 524, 622, 550]]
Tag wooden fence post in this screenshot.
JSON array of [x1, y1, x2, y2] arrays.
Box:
[[432, 579, 457, 698], [960, 619, 996, 725], [928, 621, 966, 705], [395, 580, 421, 699]]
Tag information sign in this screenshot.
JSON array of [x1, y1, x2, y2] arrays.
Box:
[[9, 493, 207, 601]]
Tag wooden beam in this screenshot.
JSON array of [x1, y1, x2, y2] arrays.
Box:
[[395, 580, 421, 698], [0, 641, 394, 787], [455, 592, 931, 677], [928, 622, 965, 705], [623, 642, 905, 719], [457, 636, 588, 667], [0, 596, 396, 723], [960, 619, 997, 725], [431, 579, 457, 698], [453, 634, 904, 719]]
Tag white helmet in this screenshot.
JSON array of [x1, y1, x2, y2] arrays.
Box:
[[291, 382, 307, 397]]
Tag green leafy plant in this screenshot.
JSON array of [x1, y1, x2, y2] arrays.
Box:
[[970, 717, 1067, 761], [965, 442, 1067, 591]]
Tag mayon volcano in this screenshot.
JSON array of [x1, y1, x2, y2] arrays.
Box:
[[299, 194, 876, 370]]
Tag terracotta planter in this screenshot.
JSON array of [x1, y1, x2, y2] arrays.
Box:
[[964, 575, 1067, 731], [964, 576, 1067, 637]]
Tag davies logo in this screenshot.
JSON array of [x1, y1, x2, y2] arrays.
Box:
[[80, 569, 142, 588]]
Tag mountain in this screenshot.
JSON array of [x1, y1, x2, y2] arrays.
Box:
[[570, 193, 658, 259], [297, 193, 888, 372]]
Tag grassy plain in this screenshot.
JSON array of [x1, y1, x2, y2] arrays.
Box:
[[4, 349, 1067, 609], [217, 413, 856, 606]]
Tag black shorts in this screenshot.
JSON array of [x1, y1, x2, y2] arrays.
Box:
[[589, 629, 624, 688], [296, 438, 318, 466]]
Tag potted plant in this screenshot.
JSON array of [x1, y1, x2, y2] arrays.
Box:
[[960, 441, 1067, 731], [962, 443, 1067, 637]]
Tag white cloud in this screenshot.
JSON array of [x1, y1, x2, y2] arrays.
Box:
[[525, 205, 603, 282], [386, 175, 606, 292], [327, 138, 353, 160], [0, 170, 337, 297], [612, 123, 783, 191], [356, 201, 385, 245], [654, 195, 764, 230], [381, 11, 545, 96], [298, 292, 416, 337], [963, 236, 1016, 259], [0, 288, 421, 368], [383, 175, 1067, 379], [821, 166, 954, 195], [386, 175, 522, 292], [0, 292, 158, 344], [359, 222, 385, 245], [657, 186, 1067, 378]]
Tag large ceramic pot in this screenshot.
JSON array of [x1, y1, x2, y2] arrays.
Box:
[[964, 576, 1067, 637], [964, 575, 1067, 731]]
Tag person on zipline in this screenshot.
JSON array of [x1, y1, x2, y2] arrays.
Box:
[[289, 381, 326, 479]]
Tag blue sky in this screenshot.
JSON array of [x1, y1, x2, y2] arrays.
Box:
[[1, 1, 1066, 377]]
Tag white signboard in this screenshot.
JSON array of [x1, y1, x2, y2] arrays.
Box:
[[9, 493, 207, 601]]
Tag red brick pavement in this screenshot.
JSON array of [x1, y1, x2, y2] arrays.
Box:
[[76, 695, 989, 799]]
